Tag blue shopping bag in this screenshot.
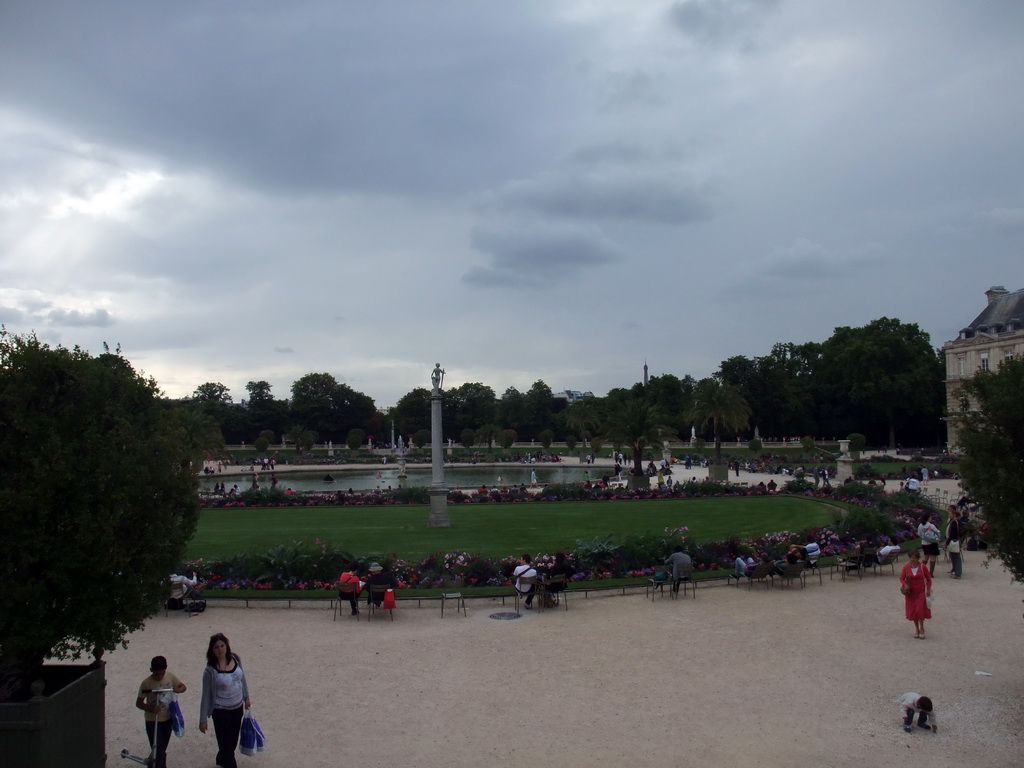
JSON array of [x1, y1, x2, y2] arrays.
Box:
[[167, 696, 185, 738], [239, 709, 267, 756]]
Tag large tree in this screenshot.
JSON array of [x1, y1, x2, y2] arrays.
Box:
[[289, 373, 376, 442], [685, 378, 752, 465], [444, 382, 497, 437], [816, 317, 943, 448], [390, 387, 432, 439], [192, 381, 232, 403], [0, 332, 199, 697], [243, 380, 290, 441], [956, 356, 1024, 583], [600, 397, 676, 486], [497, 387, 528, 432], [718, 345, 816, 439], [522, 380, 555, 439]]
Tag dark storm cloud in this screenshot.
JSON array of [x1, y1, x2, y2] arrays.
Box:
[[668, 0, 780, 47], [0, 306, 27, 324], [751, 239, 884, 282], [463, 222, 621, 289], [482, 143, 714, 226], [597, 71, 663, 110], [46, 308, 115, 327], [0, 1, 578, 197]]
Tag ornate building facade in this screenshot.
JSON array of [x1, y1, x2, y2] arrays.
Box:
[[943, 285, 1024, 447]]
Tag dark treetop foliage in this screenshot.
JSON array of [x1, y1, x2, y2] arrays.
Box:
[[956, 356, 1024, 583], [0, 332, 199, 689]]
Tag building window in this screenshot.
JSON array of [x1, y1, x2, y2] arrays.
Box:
[[980, 353, 989, 372], [958, 355, 966, 377], [1006, 349, 1015, 361]]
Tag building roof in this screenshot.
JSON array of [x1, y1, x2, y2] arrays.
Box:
[[961, 286, 1024, 336]]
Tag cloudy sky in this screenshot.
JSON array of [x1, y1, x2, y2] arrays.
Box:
[[2, 1, 1022, 409]]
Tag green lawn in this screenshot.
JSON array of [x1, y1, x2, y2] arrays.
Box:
[[189, 496, 836, 561]]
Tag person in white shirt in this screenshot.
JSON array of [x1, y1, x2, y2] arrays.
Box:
[[877, 543, 901, 563], [899, 692, 937, 733], [169, 573, 202, 601], [513, 554, 538, 609]]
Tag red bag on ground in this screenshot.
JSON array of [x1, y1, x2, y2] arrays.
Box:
[[382, 589, 397, 610]]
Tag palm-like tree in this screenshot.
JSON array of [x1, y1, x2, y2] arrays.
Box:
[[284, 424, 317, 454], [476, 423, 501, 450], [685, 379, 752, 466], [566, 399, 602, 453], [600, 398, 676, 487], [175, 407, 224, 470]]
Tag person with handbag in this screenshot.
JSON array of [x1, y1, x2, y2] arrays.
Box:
[[946, 506, 963, 579], [199, 633, 251, 768], [366, 562, 397, 607], [899, 549, 932, 639]]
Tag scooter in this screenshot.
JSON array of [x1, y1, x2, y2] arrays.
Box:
[[120, 688, 172, 765]]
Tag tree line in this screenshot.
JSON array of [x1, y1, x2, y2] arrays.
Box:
[[181, 316, 945, 452]]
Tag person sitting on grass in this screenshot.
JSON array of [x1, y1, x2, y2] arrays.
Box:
[[900, 692, 937, 733]]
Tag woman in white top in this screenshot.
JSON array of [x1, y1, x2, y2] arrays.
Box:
[[199, 633, 251, 768]]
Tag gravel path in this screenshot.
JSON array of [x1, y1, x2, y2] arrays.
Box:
[[105, 545, 1023, 767]]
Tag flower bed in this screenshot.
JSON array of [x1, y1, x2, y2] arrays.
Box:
[[184, 483, 935, 592]]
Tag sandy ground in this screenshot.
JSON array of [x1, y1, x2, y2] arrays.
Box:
[[105, 546, 1024, 768]]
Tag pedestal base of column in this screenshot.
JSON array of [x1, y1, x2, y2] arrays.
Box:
[[427, 486, 451, 527]]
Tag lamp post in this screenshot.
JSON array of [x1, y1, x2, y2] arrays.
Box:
[[427, 363, 451, 527]]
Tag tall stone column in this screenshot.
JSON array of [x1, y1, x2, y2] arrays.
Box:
[[427, 363, 451, 527]]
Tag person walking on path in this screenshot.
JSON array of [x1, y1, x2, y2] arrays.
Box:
[[199, 633, 251, 768], [917, 512, 942, 576], [135, 655, 186, 768], [900, 692, 938, 733], [946, 506, 964, 579], [899, 549, 933, 639]]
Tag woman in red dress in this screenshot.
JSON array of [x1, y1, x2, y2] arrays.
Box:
[[899, 548, 933, 639]]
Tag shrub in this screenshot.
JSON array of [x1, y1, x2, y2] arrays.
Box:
[[833, 508, 895, 540], [853, 463, 876, 478], [784, 477, 815, 493], [573, 534, 618, 571]]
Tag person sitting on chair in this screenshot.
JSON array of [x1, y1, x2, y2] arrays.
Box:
[[366, 562, 396, 607], [513, 553, 538, 608], [729, 553, 755, 581], [877, 540, 901, 563], [337, 564, 363, 616], [664, 545, 692, 593], [544, 551, 573, 605], [169, 573, 202, 602]]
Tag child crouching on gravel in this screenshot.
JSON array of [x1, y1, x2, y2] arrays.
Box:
[[900, 692, 937, 733]]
